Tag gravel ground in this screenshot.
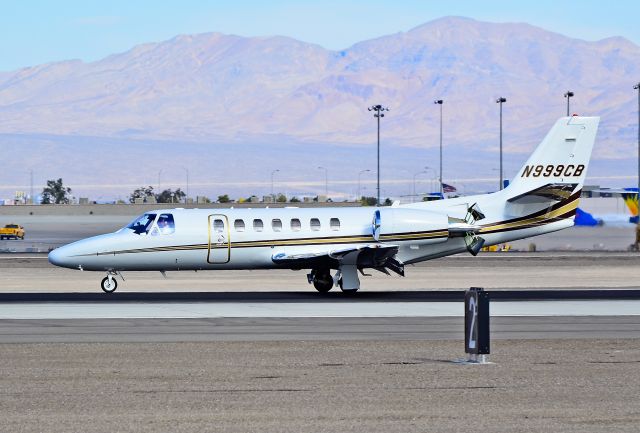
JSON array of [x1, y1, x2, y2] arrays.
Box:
[[1, 339, 639, 433]]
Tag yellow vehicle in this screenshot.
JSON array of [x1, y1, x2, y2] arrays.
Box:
[[481, 243, 511, 252], [0, 224, 25, 240]]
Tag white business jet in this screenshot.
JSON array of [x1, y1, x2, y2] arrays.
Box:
[[49, 116, 599, 293]]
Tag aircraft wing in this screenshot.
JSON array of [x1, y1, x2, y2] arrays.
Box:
[[272, 244, 404, 276]]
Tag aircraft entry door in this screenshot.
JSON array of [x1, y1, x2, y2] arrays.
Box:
[[207, 214, 230, 264]]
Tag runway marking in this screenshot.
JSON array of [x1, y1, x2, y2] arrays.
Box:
[[0, 300, 639, 320]]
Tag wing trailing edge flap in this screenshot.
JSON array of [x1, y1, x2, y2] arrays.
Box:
[[272, 244, 404, 276]]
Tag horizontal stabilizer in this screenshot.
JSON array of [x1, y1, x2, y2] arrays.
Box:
[[507, 183, 578, 205]]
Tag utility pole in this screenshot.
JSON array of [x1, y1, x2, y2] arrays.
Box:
[[564, 91, 574, 116], [29, 169, 34, 204], [271, 169, 280, 197], [182, 167, 190, 203], [317, 166, 328, 197], [634, 83, 640, 248], [412, 167, 429, 203], [368, 105, 389, 205], [496, 97, 507, 190], [434, 100, 444, 195], [357, 169, 370, 202]]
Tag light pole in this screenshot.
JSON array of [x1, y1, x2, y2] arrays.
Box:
[[181, 167, 189, 203], [634, 83, 640, 247], [29, 169, 34, 204], [496, 97, 507, 190], [424, 166, 436, 194], [412, 167, 429, 203], [271, 169, 280, 197], [317, 166, 328, 197], [368, 104, 389, 206], [564, 91, 574, 116], [434, 99, 443, 195], [158, 169, 163, 191], [357, 169, 370, 202]]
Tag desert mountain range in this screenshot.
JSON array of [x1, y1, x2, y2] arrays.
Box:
[[1, 17, 639, 198]]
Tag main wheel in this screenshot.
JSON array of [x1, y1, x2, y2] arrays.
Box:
[[312, 269, 333, 293], [101, 276, 118, 293]]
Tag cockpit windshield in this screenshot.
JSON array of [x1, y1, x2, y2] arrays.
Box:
[[126, 213, 157, 235], [156, 214, 175, 234]]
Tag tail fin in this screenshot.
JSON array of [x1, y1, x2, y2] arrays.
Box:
[[505, 116, 599, 200]]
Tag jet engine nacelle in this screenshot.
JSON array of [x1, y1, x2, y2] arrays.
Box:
[[377, 208, 449, 244]]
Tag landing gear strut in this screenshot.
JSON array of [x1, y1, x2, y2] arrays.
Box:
[[309, 268, 333, 293]]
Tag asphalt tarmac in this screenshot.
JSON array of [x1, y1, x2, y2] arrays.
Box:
[[1, 316, 639, 343]]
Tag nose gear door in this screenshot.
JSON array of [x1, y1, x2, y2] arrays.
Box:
[[207, 214, 230, 264]]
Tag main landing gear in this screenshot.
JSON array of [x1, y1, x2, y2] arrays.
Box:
[[309, 269, 334, 293], [308, 268, 358, 294], [100, 271, 122, 293]]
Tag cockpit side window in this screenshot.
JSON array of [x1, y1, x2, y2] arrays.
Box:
[[157, 214, 175, 235], [126, 213, 157, 235]]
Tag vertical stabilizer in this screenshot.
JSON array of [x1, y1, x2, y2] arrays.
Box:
[[505, 116, 599, 199]]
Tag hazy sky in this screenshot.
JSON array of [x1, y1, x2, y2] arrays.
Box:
[[1, 0, 639, 72]]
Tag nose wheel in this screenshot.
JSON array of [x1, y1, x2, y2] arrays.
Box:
[[101, 275, 118, 293]]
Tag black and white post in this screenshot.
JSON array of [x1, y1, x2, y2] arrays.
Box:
[[464, 287, 490, 363]]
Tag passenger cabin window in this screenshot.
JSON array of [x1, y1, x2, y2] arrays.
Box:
[[290, 218, 301, 231], [253, 219, 264, 232], [213, 219, 225, 233], [310, 218, 321, 231], [272, 219, 282, 232], [126, 213, 156, 235], [330, 218, 340, 231], [234, 219, 245, 232], [157, 214, 175, 235]]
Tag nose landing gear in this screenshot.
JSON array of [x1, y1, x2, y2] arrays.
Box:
[[100, 276, 117, 293], [100, 271, 123, 293]]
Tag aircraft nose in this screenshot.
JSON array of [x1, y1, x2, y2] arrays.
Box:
[[48, 245, 74, 268]]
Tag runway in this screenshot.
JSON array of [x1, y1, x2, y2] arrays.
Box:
[[2, 299, 640, 319], [1, 289, 639, 342]]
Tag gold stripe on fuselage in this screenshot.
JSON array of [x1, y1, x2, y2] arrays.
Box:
[[86, 195, 579, 258], [479, 195, 578, 234], [87, 229, 449, 257]]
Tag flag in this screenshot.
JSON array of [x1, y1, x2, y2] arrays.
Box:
[[442, 183, 457, 193]]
